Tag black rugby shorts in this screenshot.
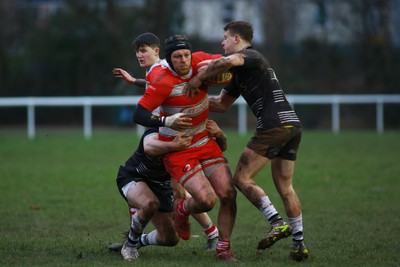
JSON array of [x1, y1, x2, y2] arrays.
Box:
[[247, 126, 302, 160]]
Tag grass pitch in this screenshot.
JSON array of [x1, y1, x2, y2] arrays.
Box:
[[0, 129, 399, 266]]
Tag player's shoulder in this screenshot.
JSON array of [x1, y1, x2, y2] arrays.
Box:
[[147, 59, 168, 75], [192, 51, 222, 66], [151, 59, 168, 70], [240, 47, 263, 59], [235, 47, 269, 69], [147, 68, 174, 90]]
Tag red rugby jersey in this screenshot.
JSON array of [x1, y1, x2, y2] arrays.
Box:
[[139, 51, 221, 145]]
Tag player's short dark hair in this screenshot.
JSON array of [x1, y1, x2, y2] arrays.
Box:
[[132, 32, 160, 50], [164, 34, 192, 71], [224, 21, 253, 43]]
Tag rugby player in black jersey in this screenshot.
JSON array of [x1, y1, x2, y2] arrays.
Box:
[[186, 21, 308, 262], [114, 119, 227, 261]]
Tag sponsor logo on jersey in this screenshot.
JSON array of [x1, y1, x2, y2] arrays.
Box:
[[180, 97, 208, 116]]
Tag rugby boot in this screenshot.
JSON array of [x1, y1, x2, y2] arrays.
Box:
[[120, 241, 139, 261], [204, 237, 218, 252], [289, 241, 309, 261], [257, 221, 292, 251], [216, 251, 240, 263]]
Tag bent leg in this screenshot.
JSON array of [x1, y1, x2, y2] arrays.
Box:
[[126, 181, 160, 223], [233, 148, 292, 251], [233, 147, 270, 206], [173, 175, 218, 249], [183, 172, 218, 214], [173, 173, 218, 240], [121, 181, 160, 261], [148, 212, 180, 246]]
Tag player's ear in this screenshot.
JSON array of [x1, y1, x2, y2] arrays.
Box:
[[234, 35, 240, 43], [155, 47, 160, 56]]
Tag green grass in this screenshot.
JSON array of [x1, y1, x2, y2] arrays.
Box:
[[1, 129, 400, 266]]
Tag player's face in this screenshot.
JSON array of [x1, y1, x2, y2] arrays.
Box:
[[136, 45, 159, 69], [171, 49, 192, 76], [221, 30, 237, 55]]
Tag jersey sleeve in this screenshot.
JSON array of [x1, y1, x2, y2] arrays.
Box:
[[223, 81, 241, 98], [192, 51, 222, 66], [241, 49, 262, 68], [138, 72, 171, 112]]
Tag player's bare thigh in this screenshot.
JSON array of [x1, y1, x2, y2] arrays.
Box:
[[183, 172, 217, 211], [125, 181, 159, 210], [234, 147, 269, 181], [205, 163, 235, 197]]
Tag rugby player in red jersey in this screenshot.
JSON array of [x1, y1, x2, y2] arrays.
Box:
[[132, 35, 239, 263], [112, 32, 219, 253]]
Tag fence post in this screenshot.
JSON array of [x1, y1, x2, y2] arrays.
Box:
[[83, 103, 92, 139], [27, 102, 35, 140], [376, 98, 384, 134], [332, 96, 340, 134]]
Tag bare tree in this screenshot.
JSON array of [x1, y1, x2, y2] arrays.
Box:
[[333, 0, 394, 91], [0, 0, 27, 96]]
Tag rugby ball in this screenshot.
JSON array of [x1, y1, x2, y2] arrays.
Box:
[[196, 60, 232, 87]]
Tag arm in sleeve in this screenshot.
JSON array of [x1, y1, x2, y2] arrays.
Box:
[[133, 104, 164, 127], [133, 104, 191, 131]]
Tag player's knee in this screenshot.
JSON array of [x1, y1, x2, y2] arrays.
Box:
[[232, 174, 248, 190], [142, 198, 160, 214], [218, 187, 237, 205], [169, 234, 180, 246], [158, 231, 180, 246], [199, 193, 217, 211], [227, 186, 237, 200], [165, 233, 180, 246], [216, 182, 237, 199]]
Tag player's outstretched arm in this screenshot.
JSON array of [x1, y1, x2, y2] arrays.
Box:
[[112, 68, 146, 88]]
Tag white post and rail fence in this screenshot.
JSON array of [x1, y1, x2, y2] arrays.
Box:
[[0, 94, 399, 139]]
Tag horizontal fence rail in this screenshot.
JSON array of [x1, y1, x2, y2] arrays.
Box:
[[0, 94, 399, 139]]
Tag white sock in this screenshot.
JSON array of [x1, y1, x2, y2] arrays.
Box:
[[259, 196, 281, 224], [204, 224, 218, 239], [129, 213, 146, 242], [141, 230, 158, 246], [289, 214, 304, 241]]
